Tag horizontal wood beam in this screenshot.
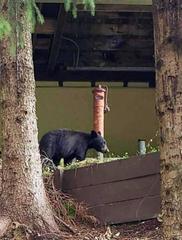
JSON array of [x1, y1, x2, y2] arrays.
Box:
[[34, 64, 155, 87], [66, 12, 152, 24], [35, 3, 152, 12], [34, 37, 154, 50], [35, 18, 153, 36], [66, 66, 154, 71], [93, 4, 151, 12], [34, 45, 154, 53], [36, 0, 152, 5]]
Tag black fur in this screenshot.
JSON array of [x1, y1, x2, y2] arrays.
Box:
[[39, 129, 109, 166]]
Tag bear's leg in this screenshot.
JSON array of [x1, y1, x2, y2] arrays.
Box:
[[76, 152, 86, 161], [52, 156, 61, 167], [64, 157, 74, 165]]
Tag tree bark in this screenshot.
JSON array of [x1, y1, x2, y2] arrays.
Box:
[[153, 1, 182, 239], [0, 4, 58, 235]]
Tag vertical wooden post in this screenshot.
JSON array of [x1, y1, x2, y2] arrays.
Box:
[[92, 85, 106, 136], [92, 85, 106, 160], [53, 168, 63, 191]]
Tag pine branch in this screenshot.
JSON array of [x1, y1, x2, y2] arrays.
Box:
[[64, 0, 95, 18], [0, 0, 44, 42], [0, 0, 95, 46]]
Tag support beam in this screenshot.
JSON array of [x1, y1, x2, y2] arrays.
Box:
[[34, 65, 155, 87], [94, 4, 151, 12], [36, 0, 152, 5], [35, 18, 153, 36], [47, 5, 67, 72], [35, 2, 152, 12]]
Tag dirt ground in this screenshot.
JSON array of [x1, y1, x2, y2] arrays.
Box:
[[69, 219, 162, 240], [111, 219, 162, 240]]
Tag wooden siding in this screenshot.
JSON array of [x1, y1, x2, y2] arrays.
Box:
[[36, 0, 152, 6], [33, 3, 154, 82]]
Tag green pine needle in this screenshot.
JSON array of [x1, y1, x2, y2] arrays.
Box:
[[64, 0, 71, 12], [0, 0, 95, 49], [0, 0, 44, 47], [64, 0, 95, 17]]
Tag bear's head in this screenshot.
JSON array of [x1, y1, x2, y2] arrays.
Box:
[[90, 130, 109, 153]]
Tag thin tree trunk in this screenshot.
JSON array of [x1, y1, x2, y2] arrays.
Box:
[[0, 5, 58, 234], [153, 1, 182, 239]]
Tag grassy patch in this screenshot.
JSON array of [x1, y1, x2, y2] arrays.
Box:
[[63, 152, 129, 170]]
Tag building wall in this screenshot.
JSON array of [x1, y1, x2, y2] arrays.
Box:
[[36, 85, 158, 156]]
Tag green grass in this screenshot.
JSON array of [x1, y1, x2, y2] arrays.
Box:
[[42, 143, 159, 172], [62, 152, 129, 170]]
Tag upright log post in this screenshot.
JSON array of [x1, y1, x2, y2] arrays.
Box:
[[92, 85, 110, 160], [92, 85, 106, 136]]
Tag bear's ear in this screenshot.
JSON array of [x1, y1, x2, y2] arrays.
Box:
[[98, 131, 101, 135], [91, 130, 98, 138]]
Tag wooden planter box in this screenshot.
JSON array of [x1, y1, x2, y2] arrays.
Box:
[[55, 152, 161, 224]]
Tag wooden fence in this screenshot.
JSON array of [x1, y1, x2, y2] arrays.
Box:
[[54, 152, 161, 224]]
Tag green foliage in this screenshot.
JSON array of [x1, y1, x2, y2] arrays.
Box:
[[0, 0, 44, 49], [64, 0, 95, 18], [64, 0, 72, 13], [82, 0, 95, 16], [25, 0, 44, 32], [146, 138, 159, 153], [63, 153, 129, 170], [0, 0, 95, 49], [63, 202, 76, 219]]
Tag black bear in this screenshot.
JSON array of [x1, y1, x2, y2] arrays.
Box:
[[39, 129, 109, 166]]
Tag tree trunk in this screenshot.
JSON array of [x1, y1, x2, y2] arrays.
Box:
[[0, 5, 58, 235], [153, 1, 182, 239]]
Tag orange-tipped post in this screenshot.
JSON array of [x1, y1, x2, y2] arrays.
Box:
[[92, 85, 107, 160], [92, 85, 106, 137]]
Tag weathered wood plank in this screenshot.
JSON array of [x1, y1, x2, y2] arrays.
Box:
[[89, 195, 160, 224], [36, 0, 152, 5], [37, 2, 151, 13], [34, 38, 51, 50], [34, 38, 154, 67], [34, 36, 154, 60], [48, 5, 67, 72], [66, 66, 154, 71], [53, 168, 64, 190], [35, 41, 154, 52], [35, 19, 56, 34], [65, 174, 160, 206], [34, 65, 155, 84], [55, 48, 153, 56], [62, 153, 160, 190], [49, 37, 154, 51], [66, 11, 152, 24], [94, 4, 152, 12], [34, 50, 154, 67], [34, 63, 155, 81], [35, 19, 153, 36]]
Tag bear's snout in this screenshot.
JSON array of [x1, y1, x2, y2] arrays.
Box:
[[101, 146, 109, 153]]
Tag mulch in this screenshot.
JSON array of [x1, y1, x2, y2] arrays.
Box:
[[111, 219, 162, 240], [63, 219, 162, 240]]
